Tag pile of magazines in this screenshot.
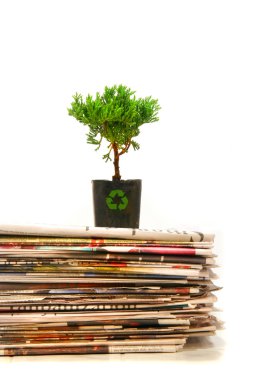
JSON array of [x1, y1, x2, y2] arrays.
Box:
[[0, 224, 220, 356]]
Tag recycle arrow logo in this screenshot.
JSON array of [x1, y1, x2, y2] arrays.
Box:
[[106, 189, 129, 211]]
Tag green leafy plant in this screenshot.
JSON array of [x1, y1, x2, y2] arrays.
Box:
[[68, 84, 161, 180]]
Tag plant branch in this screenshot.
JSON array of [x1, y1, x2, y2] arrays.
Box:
[[95, 134, 103, 151], [119, 140, 131, 156]]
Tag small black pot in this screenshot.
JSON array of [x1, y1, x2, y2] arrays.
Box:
[[92, 179, 142, 228]]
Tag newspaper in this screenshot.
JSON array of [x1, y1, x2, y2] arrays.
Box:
[[0, 223, 221, 357], [0, 223, 214, 243]]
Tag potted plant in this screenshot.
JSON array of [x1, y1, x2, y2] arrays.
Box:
[[68, 84, 160, 228]]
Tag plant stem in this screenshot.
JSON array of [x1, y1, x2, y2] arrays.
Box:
[[112, 143, 121, 181]]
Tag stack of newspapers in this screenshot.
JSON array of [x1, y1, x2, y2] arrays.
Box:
[[0, 224, 220, 356]]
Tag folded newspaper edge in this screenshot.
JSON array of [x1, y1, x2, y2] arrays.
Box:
[[0, 224, 214, 242]]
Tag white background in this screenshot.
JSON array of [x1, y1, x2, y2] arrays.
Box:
[[0, 0, 252, 378]]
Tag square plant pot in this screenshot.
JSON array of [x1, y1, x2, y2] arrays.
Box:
[[92, 179, 142, 228]]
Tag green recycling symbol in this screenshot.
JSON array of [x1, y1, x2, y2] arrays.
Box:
[[106, 189, 128, 211]]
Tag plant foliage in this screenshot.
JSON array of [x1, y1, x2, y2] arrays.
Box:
[[68, 84, 161, 180]]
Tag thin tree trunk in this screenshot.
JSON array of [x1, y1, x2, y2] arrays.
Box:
[[112, 143, 121, 180]]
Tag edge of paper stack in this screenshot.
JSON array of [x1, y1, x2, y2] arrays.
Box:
[[0, 224, 221, 356]]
